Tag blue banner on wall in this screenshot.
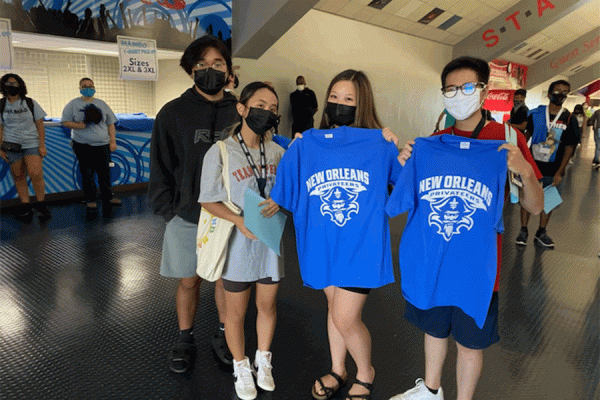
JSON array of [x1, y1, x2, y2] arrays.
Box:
[[0, 0, 231, 50]]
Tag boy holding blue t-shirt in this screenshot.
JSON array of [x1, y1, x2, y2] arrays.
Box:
[[388, 57, 543, 400]]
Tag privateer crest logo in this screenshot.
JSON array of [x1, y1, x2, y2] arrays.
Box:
[[306, 168, 369, 227], [419, 175, 493, 241]]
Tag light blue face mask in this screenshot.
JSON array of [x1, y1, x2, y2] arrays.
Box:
[[80, 88, 96, 97]]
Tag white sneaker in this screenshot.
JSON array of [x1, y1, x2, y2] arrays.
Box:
[[233, 357, 257, 400], [389, 378, 444, 400], [253, 350, 275, 391]]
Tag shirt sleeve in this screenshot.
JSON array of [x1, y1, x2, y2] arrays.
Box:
[[526, 114, 534, 138], [385, 145, 416, 217], [516, 131, 542, 180], [61, 100, 74, 123], [32, 99, 47, 121], [494, 148, 508, 233], [101, 101, 118, 126], [198, 143, 227, 203], [561, 112, 579, 147], [385, 140, 402, 186], [270, 140, 300, 213]]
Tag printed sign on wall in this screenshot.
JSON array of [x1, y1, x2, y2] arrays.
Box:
[[0, 18, 13, 69], [118, 36, 158, 81]]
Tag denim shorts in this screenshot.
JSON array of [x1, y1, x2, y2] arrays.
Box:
[[5, 147, 39, 164]]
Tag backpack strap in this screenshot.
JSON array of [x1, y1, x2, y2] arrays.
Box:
[[504, 123, 520, 204], [0, 97, 5, 123], [25, 97, 36, 124]]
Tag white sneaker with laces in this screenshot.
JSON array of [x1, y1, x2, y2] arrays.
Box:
[[233, 357, 257, 400], [389, 378, 444, 400], [253, 350, 275, 391]]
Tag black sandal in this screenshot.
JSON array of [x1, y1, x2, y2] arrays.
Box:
[[311, 371, 347, 400], [211, 332, 233, 366], [346, 379, 374, 400], [169, 341, 196, 373]]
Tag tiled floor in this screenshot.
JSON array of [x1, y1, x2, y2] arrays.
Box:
[[1, 132, 598, 400]]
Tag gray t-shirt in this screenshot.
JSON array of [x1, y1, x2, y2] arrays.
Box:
[[199, 136, 285, 283], [61, 97, 117, 146], [1, 98, 46, 149]]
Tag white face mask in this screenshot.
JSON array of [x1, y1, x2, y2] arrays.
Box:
[[297, 85, 305, 91], [443, 88, 484, 121]]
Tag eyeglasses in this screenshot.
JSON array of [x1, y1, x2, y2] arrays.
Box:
[[194, 61, 227, 71], [4, 82, 19, 87], [551, 90, 569, 96], [442, 82, 486, 98]]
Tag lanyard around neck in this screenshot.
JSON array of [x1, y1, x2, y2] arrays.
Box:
[[235, 128, 267, 197], [452, 116, 486, 139], [545, 106, 563, 131]]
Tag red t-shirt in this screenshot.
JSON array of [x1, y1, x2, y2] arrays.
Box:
[[433, 122, 542, 291]]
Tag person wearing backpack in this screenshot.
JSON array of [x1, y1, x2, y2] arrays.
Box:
[[0, 73, 50, 220]]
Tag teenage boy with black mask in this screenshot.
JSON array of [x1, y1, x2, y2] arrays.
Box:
[[515, 80, 579, 248], [389, 57, 543, 400], [148, 35, 239, 373], [509, 89, 528, 135]]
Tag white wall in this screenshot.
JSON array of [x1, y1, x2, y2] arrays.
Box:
[[155, 10, 452, 142]]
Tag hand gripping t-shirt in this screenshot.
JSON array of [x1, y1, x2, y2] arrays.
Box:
[[386, 134, 508, 328], [270, 126, 401, 290], [61, 97, 117, 146], [0, 98, 46, 149]]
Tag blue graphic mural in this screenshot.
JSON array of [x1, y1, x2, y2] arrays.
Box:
[[0, 0, 232, 50]]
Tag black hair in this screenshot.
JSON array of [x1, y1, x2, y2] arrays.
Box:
[[573, 104, 583, 113], [79, 77, 94, 86], [514, 89, 527, 97], [296, 76, 305, 85], [0, 73, 27, 98], [238, 81, 278, 106], [233, 74, 239, 89], [548, 79, 570, 93], [180, 35, 232, 75], [441, 57, 490, 87]]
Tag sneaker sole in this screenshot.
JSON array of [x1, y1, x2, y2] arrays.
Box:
[[534, 237, 555, 248], [515, 240, 527, 246]]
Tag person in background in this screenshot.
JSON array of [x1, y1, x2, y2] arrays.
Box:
[[290, 75, 318, 136], [592, 106, 600, 169], [200, 82, 284, 400], [148, 35, 239, 374], [515, 80, 579, 248], [0, 73, 50, 220], [224, 73, 239, 99], [508, 89, 529, 136], [61, 77, 121, 209]]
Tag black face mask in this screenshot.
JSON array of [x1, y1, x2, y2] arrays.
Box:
[[194, 68, 227, 95], [513, 100, 524, 109], [5, 86, 20, 96], [325, 102, 356, 127], [549, 93, 567, 106], [245, 107, 279, 136]]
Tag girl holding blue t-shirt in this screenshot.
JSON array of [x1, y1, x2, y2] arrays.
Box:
[[200, 82, 284, 400], [0, 73, 50, 220]]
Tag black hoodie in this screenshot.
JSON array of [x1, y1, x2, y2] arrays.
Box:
[[148, 87, 239, 223]]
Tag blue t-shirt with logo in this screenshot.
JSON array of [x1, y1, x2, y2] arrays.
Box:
[[271, 126, 401, 290], [386, 134, 507, 328]]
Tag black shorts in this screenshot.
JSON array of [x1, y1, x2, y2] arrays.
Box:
[[404, 292, 500, 350], [222, 277, 279, 293], [339, 286, 371, 295]]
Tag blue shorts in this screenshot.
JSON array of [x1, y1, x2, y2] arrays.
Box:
[[404, 291, 499, 350], [6, 147, 39, 164], [160, 215, 198, 278]]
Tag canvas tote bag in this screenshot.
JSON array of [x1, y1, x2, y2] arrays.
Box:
[[196, 141, 241, 281]]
